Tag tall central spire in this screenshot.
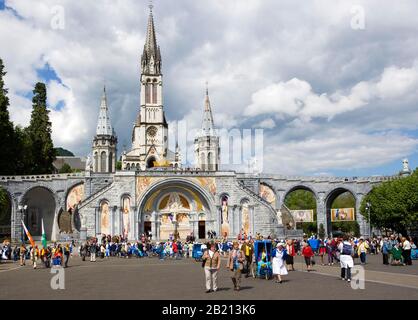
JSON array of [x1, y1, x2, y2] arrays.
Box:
[[141, 3, 161, 75], [202, 83, 215, 136], [96, 86, 113, 136]]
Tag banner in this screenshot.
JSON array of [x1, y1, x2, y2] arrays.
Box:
[[21, 220, 35, 247], [290, 210, 314, 222], [331, 208, 355, 222]]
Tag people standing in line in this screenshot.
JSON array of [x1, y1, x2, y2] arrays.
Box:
[[19, 244, 27, 266], [338, 235, 354, 282], [401, 237, 412, 266], [202, 243, 221, 293], [301, 242, 314, 272], [357, 238, 369, 265], [285, 239, 296, 271], [241, 239, 254, 278], [272, 243, 288, 283], [227, 241, 245, 291]]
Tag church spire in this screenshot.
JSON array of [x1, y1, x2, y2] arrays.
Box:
[[96, 86, 113, 136], [201, 83, 215, 136], [141, 2, 161, 75]]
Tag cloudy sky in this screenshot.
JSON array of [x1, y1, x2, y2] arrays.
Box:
[[1, 0, 418, 176]]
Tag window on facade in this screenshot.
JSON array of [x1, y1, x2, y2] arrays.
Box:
[[94, 152, 98, 172], [101, 151, 107, 173], [108, 152, 113, 172], [145, 83, 151, 104], [152, 83, 157, 104]]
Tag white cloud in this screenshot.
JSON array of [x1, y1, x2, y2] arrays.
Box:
[[1, 0, 418, 175]]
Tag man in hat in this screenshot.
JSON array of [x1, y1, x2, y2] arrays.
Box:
[[227, 241, 245, 291]]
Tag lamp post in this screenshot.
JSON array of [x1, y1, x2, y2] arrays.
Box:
[[366, 202, 371, 239], [18, 204, 28, 243]]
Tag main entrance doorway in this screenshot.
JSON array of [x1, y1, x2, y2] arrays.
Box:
[[144, 221, 151, 236], [198, 221, 206, 239]]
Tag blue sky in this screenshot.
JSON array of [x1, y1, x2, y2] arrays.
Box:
[[1, 0, 418, 177]]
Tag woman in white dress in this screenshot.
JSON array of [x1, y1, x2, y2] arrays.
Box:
[[272, 243, 288, 283]]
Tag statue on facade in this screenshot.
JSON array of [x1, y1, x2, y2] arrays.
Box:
[[85, 154, 92, 171]]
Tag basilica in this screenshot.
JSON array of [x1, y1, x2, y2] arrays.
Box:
[[0, 6, 395, 243]]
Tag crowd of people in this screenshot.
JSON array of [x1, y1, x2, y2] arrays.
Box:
[[1, 232, 416, 292]]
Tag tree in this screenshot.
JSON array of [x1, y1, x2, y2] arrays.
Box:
[[360, 171, 418, 235], [59, 163, 72, 173], [55, 147, 74, 157], [0, 58, 18, 175], [26, 82, 56, 174]]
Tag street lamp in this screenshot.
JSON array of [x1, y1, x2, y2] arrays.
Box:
[[18, 204, 28, 243], [366, 202, 371, 239]]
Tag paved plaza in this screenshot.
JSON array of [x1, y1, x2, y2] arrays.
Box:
[[0, 254, 417, 300]]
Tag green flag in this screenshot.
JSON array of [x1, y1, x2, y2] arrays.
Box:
[[41, 218, 47, 248]]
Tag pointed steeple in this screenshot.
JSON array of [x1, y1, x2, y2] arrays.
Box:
[[201, 83, 215, 136], [96, 86, 113, 136], [141, 3, 162, 75]]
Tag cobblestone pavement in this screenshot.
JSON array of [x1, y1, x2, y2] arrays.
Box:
[[0, 254, 417, 300]]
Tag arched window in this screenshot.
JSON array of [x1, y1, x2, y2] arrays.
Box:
[[94, 152, 98, 172], [100, 151, 107, 173], [200, 153, 205, 168], [152, 82, 157, 104], [145, 82, 151, 104], [108, 152, 113, 172], [207, 152, 212, 170], [126, 163, 130, 171]]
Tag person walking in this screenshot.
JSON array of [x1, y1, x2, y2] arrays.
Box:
[[301, 242, 314, 272], [319, 240, 327, 266], [90, 242, 97, 262], [285, 239, 296, 271], [202, 243, 221, 293], [357, 238, 369, 264], [272, 243, 288, 283], [30, 245, 39, 269], [63, 243, 70, 268], [338, 236, 354, 282], [19, 244, 27, 266], [241, 239, 254, 278], [227, 241, 245, 291]]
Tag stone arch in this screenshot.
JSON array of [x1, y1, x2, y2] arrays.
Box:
[[22, 186, 57, 239], [137, 178, 216, 240], [324, 187, 357, 236], [283, 184, 319, 202], [0, 188, 13, 238]]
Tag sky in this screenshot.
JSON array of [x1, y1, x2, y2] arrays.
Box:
[[1, 0, 418, 177]]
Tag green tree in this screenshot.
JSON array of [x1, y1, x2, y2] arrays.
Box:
[[116, 161, 122, 171], [59, 163, 72, 173], [285, 189, 317, 233], [331, 192, 356, 209], [0, 186, 11, 226], [26, 82, 56, 174], [0, 58, 19, 175], [360, 171, 418, 235]]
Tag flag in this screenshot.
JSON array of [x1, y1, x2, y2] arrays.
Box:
[[21, 220, 35, 248], [41, 218, 47, 248]]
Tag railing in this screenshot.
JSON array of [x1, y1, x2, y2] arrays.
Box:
[[0, 172, 85, 181]]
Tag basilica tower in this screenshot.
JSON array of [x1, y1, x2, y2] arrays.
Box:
[[92, 87, 117, 173], [122, 4, 169, 170], [194, 86, 220, 171]]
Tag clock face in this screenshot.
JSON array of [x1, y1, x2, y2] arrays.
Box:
[[147, 126, 157, 137]]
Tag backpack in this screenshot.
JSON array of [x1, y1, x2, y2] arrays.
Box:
[[342, 243, 353, 255]]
